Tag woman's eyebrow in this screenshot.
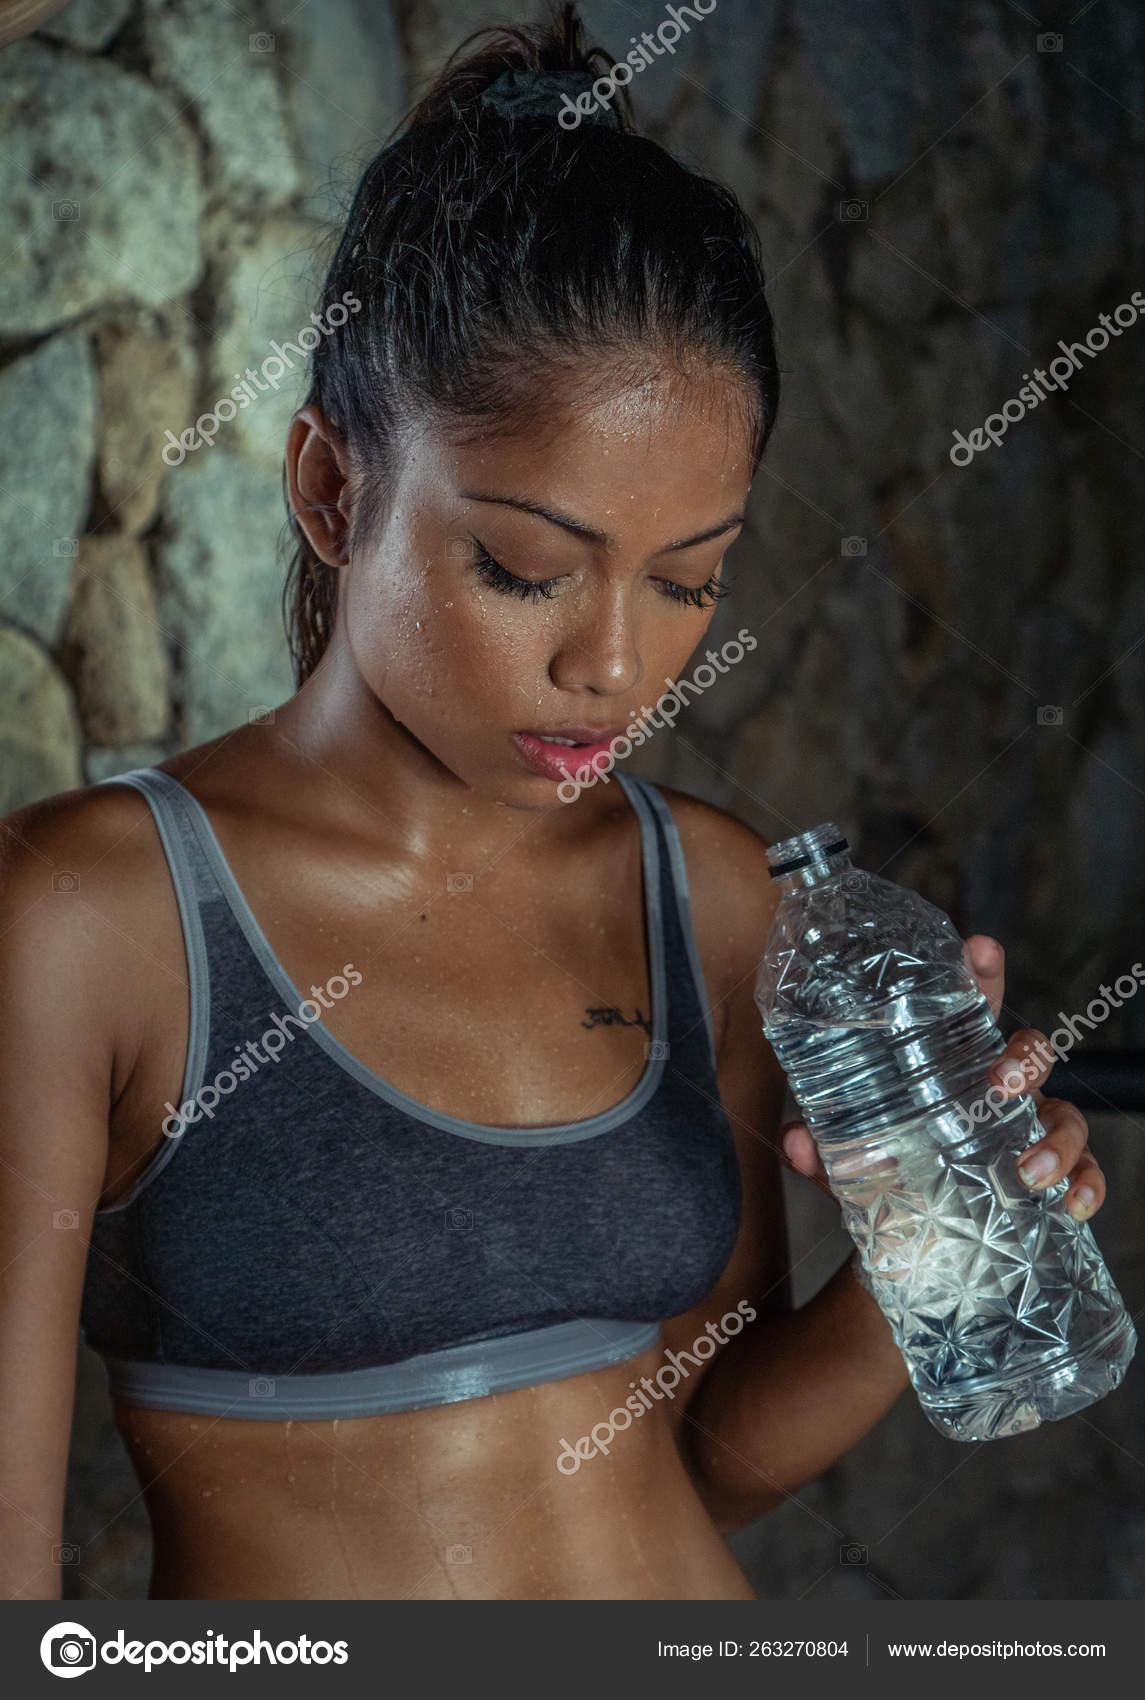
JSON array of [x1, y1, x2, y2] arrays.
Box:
[[459, 490, 745, 553]]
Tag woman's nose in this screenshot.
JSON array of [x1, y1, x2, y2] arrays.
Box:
[[547, 593, 643, 696]]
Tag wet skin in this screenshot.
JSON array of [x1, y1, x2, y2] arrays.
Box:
[[84, 364, 766, 1600], [3, 363, 1104, 1599], [104, 735, 763, 1601]]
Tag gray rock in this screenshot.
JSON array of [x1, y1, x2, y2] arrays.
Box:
[[848, 188, 947, 324], [1110, 565, 1145, 732], [930, 137, 1020, 306], [795, 0, 917, 181], [0, 624, 83, 813], [814, 311, 915, 485], [755, 28, 843, 236], [0, 331, 96, 644], [85, 741, 171, 783], [702, 0, 780, 125], [913, 313, 1023, 477], [141, 0, 299, 211], [95, 309, 197, 535], [205, 213, 328, 470], [962, 755, 1037, 946], [896, 666, 992, 822], [1064, 3, 1145, 166], [0, 40, 203, 336], [729, 676, 856, 847], [38, 0, 134, 51], [1066, 724, 1145, 936], [263, 0, 404, 224], [575, 0, 706, 127], [60, 535, 170, 744], [672, 0, 780, 210], [1012, 161, 1123, 301], [155, 450, 296, 745]]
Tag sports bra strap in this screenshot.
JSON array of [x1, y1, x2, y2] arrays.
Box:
[[98, 769, 214, 1136]]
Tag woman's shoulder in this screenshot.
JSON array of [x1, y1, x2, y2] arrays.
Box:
[[0, 725, 237, 881], [0, 773, 187, 1078], [1, 774, 160, 897], [0, 716, 263, 931], [0, 767, 192, 990]]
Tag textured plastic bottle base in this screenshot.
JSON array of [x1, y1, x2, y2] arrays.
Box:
[[915, 1311, 1138, 1442]]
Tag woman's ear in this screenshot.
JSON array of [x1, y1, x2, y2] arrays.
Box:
[[286, 404, 354, 567]]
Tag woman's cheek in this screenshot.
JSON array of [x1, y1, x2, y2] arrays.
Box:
[[352, 596, 514, 754]]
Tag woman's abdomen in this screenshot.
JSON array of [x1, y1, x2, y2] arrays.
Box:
[[123, 1344, 755, 1600]]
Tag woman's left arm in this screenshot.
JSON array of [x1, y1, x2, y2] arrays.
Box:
[[679, 932, 1105, 1536]]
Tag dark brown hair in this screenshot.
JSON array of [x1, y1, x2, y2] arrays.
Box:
[[281, 1, 780, 686]]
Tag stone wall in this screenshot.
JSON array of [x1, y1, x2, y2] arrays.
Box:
[[1, 0, 1141, 1601]]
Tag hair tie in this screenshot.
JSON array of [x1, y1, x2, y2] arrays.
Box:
[[479, 67, 621, 131]]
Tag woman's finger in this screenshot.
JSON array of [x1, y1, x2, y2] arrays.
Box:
[[963, 934, 1005, 1020], [780, 1120, 819, 1174], [779, 1121, 838, 1199], [1058, 1143, 1105, 1222], [1016, 1097, 1104, 1220], [986, 1028, 1058, 1098]]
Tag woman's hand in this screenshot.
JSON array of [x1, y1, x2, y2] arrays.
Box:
[[778, 935, 1105, 1222]]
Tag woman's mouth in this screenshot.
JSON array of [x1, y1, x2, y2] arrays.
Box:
[[512, 728, 626, 781]]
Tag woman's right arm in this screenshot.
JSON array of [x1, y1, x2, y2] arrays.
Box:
[[0, 793, 120, 1600]]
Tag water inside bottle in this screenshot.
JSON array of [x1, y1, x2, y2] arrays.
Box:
[[765, 979, 1137, 1441]]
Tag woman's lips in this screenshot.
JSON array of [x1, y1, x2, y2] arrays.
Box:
[[512, 729, 623, 780]]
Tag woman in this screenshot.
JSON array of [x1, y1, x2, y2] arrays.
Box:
[[0, 5, 1105, 1602]]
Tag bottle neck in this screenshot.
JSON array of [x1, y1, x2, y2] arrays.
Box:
[[766, 823, 853, 895]]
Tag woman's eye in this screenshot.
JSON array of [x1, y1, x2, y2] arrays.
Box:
[[471, 544, 557, 602], [467, 541, 731, 610], [656, 572, 731, 609]]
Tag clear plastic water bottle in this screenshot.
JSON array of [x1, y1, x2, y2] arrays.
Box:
[[755, 822, 1136, 1443]]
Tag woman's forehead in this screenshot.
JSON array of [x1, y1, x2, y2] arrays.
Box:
[[421, 369, 756, 479]]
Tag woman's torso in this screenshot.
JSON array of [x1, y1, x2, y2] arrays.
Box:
[[125, 1348, 753, 1600], [83, 733, 757, 1600]]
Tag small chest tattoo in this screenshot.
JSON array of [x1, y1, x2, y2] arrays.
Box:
[[581, 1005, 652, 1035]]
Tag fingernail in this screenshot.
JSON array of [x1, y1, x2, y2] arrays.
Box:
[[1017, 1149, 1057, 1186], [1070, 1186, 1095, 1217]]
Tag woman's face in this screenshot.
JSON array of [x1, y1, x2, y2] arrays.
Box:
[[336, 365, 756, 809]]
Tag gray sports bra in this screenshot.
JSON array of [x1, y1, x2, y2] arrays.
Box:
[[78, 768, 742, 1420]]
